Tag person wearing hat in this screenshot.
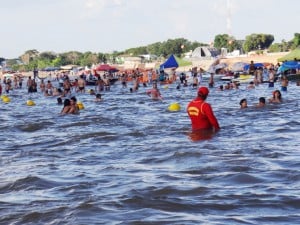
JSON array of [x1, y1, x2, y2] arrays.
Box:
[[187, 86, 220, 132]]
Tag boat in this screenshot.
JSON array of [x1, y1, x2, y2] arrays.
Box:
[[201, 72, 224, 81], [221, 75, 235, 81], [233, 74, 254, 83]]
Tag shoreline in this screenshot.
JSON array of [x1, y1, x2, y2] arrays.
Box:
[[0, 52, 289, 78]]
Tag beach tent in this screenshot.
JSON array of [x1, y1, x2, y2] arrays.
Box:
[[277, 48, 300, 62], [278, 61, 300, 72], [160, 54, 179, 70]]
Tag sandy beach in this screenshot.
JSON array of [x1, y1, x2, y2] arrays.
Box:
[[0, 52, 289, 79], [178, 52, 288, 72]]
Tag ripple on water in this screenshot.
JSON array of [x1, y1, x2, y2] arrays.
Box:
[[1, 80, 300, 224], [0, 175, 66, 193]]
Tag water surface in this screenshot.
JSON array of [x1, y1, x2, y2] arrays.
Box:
[[0, 78, 299, 224]]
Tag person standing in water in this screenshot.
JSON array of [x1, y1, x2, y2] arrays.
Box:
[[281, 75, 289, 92], [187, 86, 220, 132], [146, 82, 163, 101]]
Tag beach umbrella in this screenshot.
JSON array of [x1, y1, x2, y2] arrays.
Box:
[[215, 63, 228, 70], [278, 61, 300, 72], [244, 63, 264, 70], [231, 62, 248, 72], [207, 61, 227, 73]]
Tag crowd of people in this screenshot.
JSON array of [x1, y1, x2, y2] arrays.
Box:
[[0, 71, 104, 115], [0, 60, 298, 138]]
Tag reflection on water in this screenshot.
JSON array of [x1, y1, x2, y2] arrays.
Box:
[[187, 129, 216, 142], [0, 78, 300, 224]]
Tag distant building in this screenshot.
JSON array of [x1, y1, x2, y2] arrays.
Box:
[[191, 47, 220, 59], [139, 54, 158, 62], [122, 56, 143, 69], [183, 50, 193, 59]]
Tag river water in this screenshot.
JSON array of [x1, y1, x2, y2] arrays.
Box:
[[0, 77, 300, 224]]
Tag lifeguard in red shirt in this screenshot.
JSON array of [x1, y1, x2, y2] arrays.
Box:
[[187, 86, 220, 132]]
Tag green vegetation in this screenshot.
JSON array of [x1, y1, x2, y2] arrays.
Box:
[[278, 48, 300, 61], [243, 33, 274, 52], [174, 56, 192, 67], [268, 33, 300, 53], [3, 33, 300, 71], [124, 38, 207, 58]]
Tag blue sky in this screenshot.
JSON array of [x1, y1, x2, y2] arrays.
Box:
[[1, 0, 299, 58]]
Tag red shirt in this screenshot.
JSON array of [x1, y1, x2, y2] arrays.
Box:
[[187, 98, 220, 131]]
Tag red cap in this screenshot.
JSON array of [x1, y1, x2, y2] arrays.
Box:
[[198, 86, 209, 96]]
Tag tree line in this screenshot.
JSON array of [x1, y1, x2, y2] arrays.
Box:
[[2, 33, 299, 72]]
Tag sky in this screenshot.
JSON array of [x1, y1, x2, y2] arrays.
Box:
[[0, 0, 299, 59]]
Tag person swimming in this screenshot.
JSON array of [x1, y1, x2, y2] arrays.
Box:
[[239, 98, 248, 109], [60, 99, 71, 114], [69, 96, 80, 114], [57, 97, 63, 105], [269, 90, 282, 103], [146, 82, 163, 101], [256, 97, 266, 108], [95, 93, 102, 102]]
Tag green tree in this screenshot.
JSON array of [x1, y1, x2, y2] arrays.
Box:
[[0, 57, 5, 64], [243, 33, 274, 52], [80, 52, 98, 67], [291, 33, 300, 49], [213, 34, 241, 52], [268, 43, 281, 52], [61, 51, 82, 65], [214, 34, 230, 50], [39, 51, 57, 61], [52, 57, 63, 67], [125, 46, 148, 56], [20, 49, 39, 64], [147, 42, 162, 55], [268, 39, 292, 52], [98, 53, 107, 63]]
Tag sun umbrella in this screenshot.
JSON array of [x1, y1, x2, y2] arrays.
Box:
[[244, 63, 264, 70], [207, 62, 227, 73], [231, 62, 248, 72], [215, 63, 228, 70]]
